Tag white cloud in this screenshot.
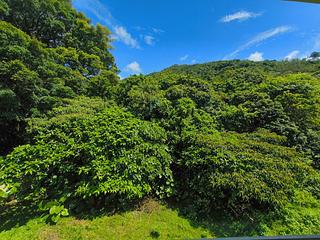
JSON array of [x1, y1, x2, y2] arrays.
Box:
[[144, 35, 155, 46], [180, 54, 189, 61], [124, 61, 142, 74], [73, 0, 139, 49], [248, 52, 264, 62], [221, 11, 262, 23], [113, 26, 140, 49], [225, 26, 293, 59], [191, 59, 197, 64], [284, 50, 300, 61]]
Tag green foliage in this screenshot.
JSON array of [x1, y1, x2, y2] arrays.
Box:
[[1, 0, 320, 233], [39, 200, 69, 224], [0, 0, 9, 17], [116, 69, 320, 215], [0, 179, 16, 205], [2, 0, 116, 69], [0, 185, 9, 202], [175, 130, 320, 213], [1, 99, 173, 211], [262, 191, 320, 235], [0, 1, 118, 154], [165, 60, 320, 80]]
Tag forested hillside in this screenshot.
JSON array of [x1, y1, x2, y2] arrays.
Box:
[[1, 0, 320, 239]]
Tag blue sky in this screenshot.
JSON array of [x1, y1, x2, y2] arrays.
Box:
[[72, 0, 320, 78]]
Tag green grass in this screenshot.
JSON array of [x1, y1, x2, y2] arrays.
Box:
[[1, 193, 320, 240], [0, 200, 213, 240]]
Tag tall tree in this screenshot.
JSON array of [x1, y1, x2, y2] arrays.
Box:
[[1, 0, 116, 70], [0, 0, 119, 154]]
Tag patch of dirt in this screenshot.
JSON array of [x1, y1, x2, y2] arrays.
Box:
[[68, 219, 89, 226], [38, 229, 60, 240], [138, 199, 162, 214]]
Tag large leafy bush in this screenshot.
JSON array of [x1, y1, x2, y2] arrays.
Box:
[[1, 100, 173, 210], [175, 129, 320, 214]]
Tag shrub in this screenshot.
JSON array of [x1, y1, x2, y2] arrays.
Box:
[[262, 191, 320, 235], [1, 102, 173, 211], [175, 130, 320, 214]]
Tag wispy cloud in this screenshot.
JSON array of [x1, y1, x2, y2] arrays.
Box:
[[220, 11, 262, 23], [225, 26, 293, 59], [136, 27, 165, 46], [144, 35, 155, 46], [124, 61, 142, 74], [180, 54, 189, 61], [73, 0, 114, 25], [284, 50, 300, 61], [114, 26, 139, 49], [135, 27, 165, 34], [248, 52, 264, 62], [73, 0, 140, 49]]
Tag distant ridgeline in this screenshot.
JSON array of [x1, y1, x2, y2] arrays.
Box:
[[1, 0, 320, 234], [162, 53, 320, 80], [287, 0, 320, 4]]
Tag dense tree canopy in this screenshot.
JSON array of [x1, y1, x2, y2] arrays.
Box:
[[0, 1, 118, 154], [114, 70, 320, 212], [1, 0, 115, 70]]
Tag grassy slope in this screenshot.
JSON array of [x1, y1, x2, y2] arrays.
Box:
[[0, 205, 264, 240], [1, 195, 320, 239], [0, 200, 213, 240]]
